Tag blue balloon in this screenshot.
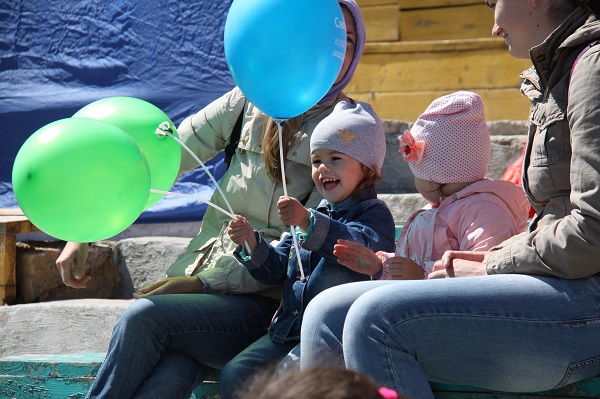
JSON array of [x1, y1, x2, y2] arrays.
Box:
[[224, 0, 346, 119]]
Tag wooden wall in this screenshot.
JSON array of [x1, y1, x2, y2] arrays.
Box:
[[350, 0, 532, 121]]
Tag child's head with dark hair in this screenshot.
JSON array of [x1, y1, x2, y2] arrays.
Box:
[[236, 366, 405, 399]]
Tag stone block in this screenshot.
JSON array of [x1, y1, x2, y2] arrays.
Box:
[[114, 236, 191, 297], [15, 242, 119, 304], [378, 193, 428, 225], [0, 299, 131, 357]]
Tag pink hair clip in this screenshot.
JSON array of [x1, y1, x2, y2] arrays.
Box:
[[398, 129, 425, 164], [379, 387, 399, 399]]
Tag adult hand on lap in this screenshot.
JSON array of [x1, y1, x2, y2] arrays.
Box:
[[428, 251, 490, 279]]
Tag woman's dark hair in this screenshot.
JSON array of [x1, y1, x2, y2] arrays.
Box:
[[547, 0, 599, 20], [577, 0, 600, 15], [553, 0, 600, 17]]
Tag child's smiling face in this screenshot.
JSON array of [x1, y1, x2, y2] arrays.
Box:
[[311, 148, 365, 204]]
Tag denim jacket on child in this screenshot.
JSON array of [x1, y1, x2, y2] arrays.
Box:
[[233, 185, 395, 344]]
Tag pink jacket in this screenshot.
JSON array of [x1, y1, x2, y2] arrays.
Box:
[[382, 179, 530, 278]]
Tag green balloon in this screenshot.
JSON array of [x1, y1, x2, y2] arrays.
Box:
[[12, 118, 151, 242], [73, 97, 181, 209]]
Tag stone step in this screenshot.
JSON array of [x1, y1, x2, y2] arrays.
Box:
[[0, 299, 131, 357]]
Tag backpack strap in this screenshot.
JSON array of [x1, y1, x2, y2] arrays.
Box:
[[570, 40, 600, 76], [224, 100, 246, 169]]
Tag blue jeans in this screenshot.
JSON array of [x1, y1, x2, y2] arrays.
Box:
[[87, 293, 279, 399], [220, 335, 297, 399], [300, 275, 600, 399]]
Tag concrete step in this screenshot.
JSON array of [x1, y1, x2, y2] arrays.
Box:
[[0, 299, 132, 357]]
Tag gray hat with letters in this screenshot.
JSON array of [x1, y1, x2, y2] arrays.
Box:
[[310, 100, 385, 173]]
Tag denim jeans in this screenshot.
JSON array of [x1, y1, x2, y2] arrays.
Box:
[[87, 293, 279, 399], [300, 275, 600, 399], [220, 334, 297, 399]]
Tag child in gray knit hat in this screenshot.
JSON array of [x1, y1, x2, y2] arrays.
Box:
[[224, 100, 395, 384]]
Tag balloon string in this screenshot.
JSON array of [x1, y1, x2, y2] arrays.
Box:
[[161, 131, 251, 254], [274, 119, 305, 281], [150, 189, 235, 219], [163, 131, 235, 215]]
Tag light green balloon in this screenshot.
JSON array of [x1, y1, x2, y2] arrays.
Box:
[[12, 118, 151, 242], [73, 97, 181, 209]]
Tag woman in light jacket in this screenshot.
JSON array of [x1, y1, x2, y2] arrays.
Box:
[[56, 1, 369, 398]]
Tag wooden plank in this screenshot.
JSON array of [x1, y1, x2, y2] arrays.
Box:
[[431, 378, 600, 398], [347, 89, 531, 121], [0, 353, 598, 399], [349, 41, 532, 93], [398, 0, 480, 10], [0, 218, 38, 235], [0, 208, 26, 216], [399, 4, 494, 41], [358, 0, 398, 6], [0, 234, 17, 304], [365, 38, 511, 53], [363, 5, 399, 42], [0, 353, 220, 399], [0, 353, 105, 377], [0, 377, 93, 399], [0, 208, 39, 235]]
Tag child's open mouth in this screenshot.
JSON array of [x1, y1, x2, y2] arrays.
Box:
[[321, 178, 339, 190]]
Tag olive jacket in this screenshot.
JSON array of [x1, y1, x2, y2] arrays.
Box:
[[487, 7, 600, 279]]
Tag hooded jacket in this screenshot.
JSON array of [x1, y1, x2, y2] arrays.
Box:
[[381, 179, 530, 277], [165, 0, 368, 295], [486, 7, 600, 279], [234, 186, 396, 344]]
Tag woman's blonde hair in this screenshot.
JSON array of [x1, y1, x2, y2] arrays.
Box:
[[262, 115, 304, 182]]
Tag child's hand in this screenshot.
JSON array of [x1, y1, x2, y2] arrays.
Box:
[[277, 196, 311, 231], [227, 215, 257, 253], [385, 257, 424, 280], [334, 239, 382, 277]]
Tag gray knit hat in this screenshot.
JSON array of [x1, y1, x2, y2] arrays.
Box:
[[310, 101, 385, 173]]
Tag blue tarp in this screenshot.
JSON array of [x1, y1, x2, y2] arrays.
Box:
[[0, 0, 235, 223]]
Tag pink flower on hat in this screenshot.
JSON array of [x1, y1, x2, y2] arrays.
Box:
[[399, 129, 425, 164]]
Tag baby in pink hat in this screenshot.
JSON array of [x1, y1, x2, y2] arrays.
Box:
[[334, 91, 531, 279]]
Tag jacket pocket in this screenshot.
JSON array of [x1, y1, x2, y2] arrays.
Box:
[[529, 93, 570, 167], [553, 356, 600, 389]]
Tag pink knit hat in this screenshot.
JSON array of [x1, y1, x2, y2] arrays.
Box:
[[399, 91, 490, 184]]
